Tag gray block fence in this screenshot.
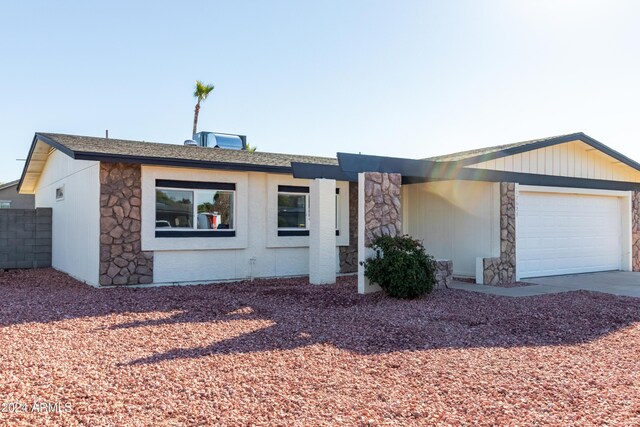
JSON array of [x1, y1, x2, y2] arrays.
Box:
[[0, 208, 52, 269]]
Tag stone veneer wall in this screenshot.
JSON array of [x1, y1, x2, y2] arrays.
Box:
[[363, 172, 402, 246], [99, 163, 153, 286], [483, 182, 516, 285], [633, 191, 640, 272], [339, 182, 358, 273], [434, 260, 453, 289]]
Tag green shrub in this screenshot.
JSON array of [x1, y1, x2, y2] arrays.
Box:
[[362, 234, 436, 299]]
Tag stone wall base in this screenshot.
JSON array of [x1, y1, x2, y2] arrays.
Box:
[[434, 260, 452, 289], [482, 257, 515, 286]]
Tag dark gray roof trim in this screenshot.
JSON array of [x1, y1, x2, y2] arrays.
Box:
[[451, 132, 640, 172], [335, 152, 640, 191], [290, 163, 355, 182]]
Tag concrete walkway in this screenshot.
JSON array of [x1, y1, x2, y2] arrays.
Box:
[[449, 271, 640, 298]]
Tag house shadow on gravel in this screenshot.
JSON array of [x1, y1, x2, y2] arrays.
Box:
[[2, 268, 640, 365]]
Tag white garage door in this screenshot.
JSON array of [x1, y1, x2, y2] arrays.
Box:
[[517, 191, 622, 278]]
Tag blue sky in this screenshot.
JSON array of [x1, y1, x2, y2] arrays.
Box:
[[1, 0, 640, 183]]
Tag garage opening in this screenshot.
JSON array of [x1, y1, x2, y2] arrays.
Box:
[[517, 189, 628, 279]]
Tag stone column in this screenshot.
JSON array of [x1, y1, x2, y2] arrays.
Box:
[[480, 182, 516, 285], [99, 163, 153, 286], [357, 172, 402, 294], [309, 178, 337, 285]]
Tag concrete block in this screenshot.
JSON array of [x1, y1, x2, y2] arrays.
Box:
[[35, 252, 52, 262], [35, 238, 51, 246]]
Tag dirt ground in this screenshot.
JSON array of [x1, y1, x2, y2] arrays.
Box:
[[1, 268, 639, 426]]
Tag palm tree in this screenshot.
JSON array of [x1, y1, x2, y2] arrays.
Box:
[[245, 143, 258, 153], [192, 80, 215, 137]]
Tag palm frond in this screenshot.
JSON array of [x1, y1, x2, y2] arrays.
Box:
[[245, 143, 257, 153], [193, 80, 215, 100]]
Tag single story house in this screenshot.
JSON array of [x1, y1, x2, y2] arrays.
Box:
[[17, 132, 640, 292], [0, 180, 35, 209]]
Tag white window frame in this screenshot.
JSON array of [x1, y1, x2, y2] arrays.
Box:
[[155, 186, 237, 232], [277, 191, 310, 230]]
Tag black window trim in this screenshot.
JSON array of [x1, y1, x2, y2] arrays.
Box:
[[156, 230, 236, 238], [156, 179, 236, 191], [155, 182, 237, 238]]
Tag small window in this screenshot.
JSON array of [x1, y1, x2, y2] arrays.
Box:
[[55, 186, 64, 201], [0, 201, 11, 209], [278, 193, 309, 229], [155, 180, 236, 237], [277, 185, 342, 236]]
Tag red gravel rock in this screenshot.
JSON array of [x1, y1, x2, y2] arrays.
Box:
[[1, 268, 640, 426]]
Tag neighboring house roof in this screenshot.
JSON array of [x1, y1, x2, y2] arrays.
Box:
[[0, 180, 19, 191], [19, 133, 338, 193]]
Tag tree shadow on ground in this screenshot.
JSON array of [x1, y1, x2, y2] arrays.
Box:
[[2, 268, 639, 365]]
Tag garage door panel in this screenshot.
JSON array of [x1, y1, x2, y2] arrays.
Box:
[[518, 192, 621, 278]]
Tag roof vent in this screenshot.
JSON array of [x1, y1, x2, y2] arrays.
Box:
[[193, 132, 247, 150], [184, 139, 198, 146]]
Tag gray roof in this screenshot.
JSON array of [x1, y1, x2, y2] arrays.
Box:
[[426, 133, 579, 162], [37, 133, 338, 169], [0, 180, 19, 191]]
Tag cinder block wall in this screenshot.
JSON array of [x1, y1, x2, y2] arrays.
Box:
[[0, 208, 52, 269]]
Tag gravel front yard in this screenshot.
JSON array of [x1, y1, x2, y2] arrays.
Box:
[[1, 269, 640, 426]]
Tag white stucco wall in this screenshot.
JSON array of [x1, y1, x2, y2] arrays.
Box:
[[142, 166, 350, 284], [403, 180, 500, 277], [34, 150, 100, 286]]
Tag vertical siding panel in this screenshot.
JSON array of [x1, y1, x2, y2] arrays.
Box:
[[545, 146, 554, 175], [567, 141, 575, 178], [552, 146, 561, 175], [521, 152, 530, 173], [504, 155, 513, 172], [529, 149, 537, 172], [574, 143, 582, 178], [495, 157, 505, 171], [512, 153, 522, 173], [537, 148, 545, 174], [611, 164, 619, 181], [560, 144, 568, 176]]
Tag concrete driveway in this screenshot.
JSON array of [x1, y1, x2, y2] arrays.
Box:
[[450, 271, 640, 298], [526, 271, 640, 298]]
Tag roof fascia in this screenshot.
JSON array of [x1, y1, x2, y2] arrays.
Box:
[[290, 162, 355, 181], [403, 167, 640, 191], [73, 151, 295, 174]]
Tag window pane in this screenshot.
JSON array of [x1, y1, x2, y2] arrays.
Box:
[[196, 191, 234, 230], [156, 189, 193, 228], [278, 194, 307, 228], [0, 201, 10, 209]]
